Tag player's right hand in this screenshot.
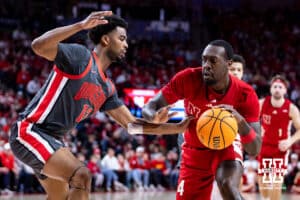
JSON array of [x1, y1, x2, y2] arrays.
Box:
[[152, 105, 177, 123], [79, 11, 113, 30]]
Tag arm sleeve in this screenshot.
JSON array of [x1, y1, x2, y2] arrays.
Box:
[[54, 43, 91, 75], [100, 92, 124, 112], [238, 89, 260, 123], [161, 69, 187, 104]]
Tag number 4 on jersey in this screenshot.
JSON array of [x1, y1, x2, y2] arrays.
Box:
[[177, 180, 185, 196]]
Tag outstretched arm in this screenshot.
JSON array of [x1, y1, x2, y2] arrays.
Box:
[[31, 11, 112, 61], [106, 105, 192, 135], [142, 92, 177, 123], [279, 103, 300, 151]]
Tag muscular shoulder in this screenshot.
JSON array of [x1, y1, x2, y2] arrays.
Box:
[[259, 98, 266, 111], [175, 67, 202, 76], [173, 67, 203, 84], [231, 76, 257, 102], [259, 98, 266, 105], [289, 103, 299, 117], [231, 76, 259, 115], [231, 76, 255, 94], [56, 43, 90, 60], [54, 43, 91, 75], [161, 67, 202, 103]]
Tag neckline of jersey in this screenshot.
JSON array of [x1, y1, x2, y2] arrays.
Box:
[[92, 51, 107, 81], [205, 77, 232, 102]]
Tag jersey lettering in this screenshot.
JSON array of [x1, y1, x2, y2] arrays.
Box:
[[262, 114, 271, 125], [75, 104, 93, 122], [74, 82, 106, 111], [177, 180, 185, 196], [186, 101, 202, 118]]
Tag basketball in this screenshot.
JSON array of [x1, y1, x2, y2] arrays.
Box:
[[196, 108, 238, 150]]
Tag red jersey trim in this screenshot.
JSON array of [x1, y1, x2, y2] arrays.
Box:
[[108, 79, 116, 97], [27, 72, 65, 123], [53, 55, 92, 79], [17, 121, 53, 163], [92, 51, 107, 81]]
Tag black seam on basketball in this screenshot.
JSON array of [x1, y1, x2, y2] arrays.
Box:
[[219, 119, 226, 149], [215, 109, 228, 149], [208, 110, 224, 147], [220, 116, 237, 133], [203, 114, 237, 131], [197, 116, 215, 133]]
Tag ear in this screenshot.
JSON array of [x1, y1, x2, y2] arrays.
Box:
[[100, 35, 110, 46], [283, 87, 287, 95]]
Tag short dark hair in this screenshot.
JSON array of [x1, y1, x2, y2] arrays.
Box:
[[88, 14, 128, 45], [208, 39, 234, 60], [270, 75, 289, 88], [232, 54, 246, 69]]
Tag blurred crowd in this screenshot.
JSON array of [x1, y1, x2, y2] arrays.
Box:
[[1, 5, 300, 195]]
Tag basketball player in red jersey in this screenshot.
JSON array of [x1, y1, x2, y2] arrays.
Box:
[[211, 53, 247, 199], [228, 54, 245, 80], [9, 11, 191, 200], [139, 40, 262, 200], [258, 75, 300, 200]]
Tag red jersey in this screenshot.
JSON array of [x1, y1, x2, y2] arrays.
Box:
[[260, 96, 291, 145], [161, 67, 259, 148], [87, 161, 100, 174], [151, 160, 167, 171], [129, 155, 152, 170], [0, 152, 14, 170]]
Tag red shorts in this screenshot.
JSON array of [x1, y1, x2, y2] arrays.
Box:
[[257, 144, 289, 176], [176, 138, 243, 200]]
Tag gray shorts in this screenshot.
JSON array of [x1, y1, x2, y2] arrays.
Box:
[[9, 121, 64, 179]]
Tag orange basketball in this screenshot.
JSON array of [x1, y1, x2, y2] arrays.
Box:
[[196, 108, 238, 150]]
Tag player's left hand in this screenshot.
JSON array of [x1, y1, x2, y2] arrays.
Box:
[[214, 104, 244, 123], [152, 104, 178, 123], [79, 11, 113, 30], [278, 139, 291, 152]]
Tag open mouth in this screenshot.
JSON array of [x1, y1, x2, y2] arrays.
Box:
[[203, 71, 212, 78], [119, 53, 125, 58], [120, 51, 126, 57]]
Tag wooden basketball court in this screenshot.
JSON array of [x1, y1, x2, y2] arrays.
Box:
[[2, 191, 299, 200]]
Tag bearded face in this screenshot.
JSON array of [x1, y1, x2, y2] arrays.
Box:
[[270, 82, 287, 100]]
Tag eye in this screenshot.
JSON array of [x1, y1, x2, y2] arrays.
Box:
[[210, 58, 217, 64], [119, 35, 127, 41]]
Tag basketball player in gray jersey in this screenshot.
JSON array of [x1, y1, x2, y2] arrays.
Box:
[[9, 11, 192, 200]]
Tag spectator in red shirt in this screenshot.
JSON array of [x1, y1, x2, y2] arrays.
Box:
[[0, 143, 15, 193], [150, 153, 168, 190], [128, 146, 150, 191], [87, 155, 104, 191], [16, 63, 31, 92]]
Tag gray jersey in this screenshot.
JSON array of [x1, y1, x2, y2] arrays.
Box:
[[19, 43, 123, 138]]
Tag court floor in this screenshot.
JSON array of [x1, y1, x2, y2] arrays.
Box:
[[2, 192, 300, 200]]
